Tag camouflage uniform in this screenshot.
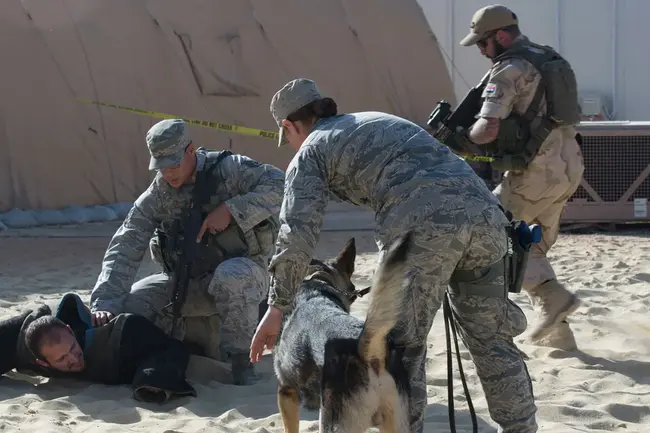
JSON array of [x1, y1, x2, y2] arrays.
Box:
[[90, 119, 285, 381], [462, 5, 584, 348], [267, 79, 538, 433]]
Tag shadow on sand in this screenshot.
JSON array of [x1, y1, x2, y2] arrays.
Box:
[[1, 352, 496, 431]]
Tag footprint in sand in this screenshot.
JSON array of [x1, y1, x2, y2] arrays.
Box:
[[606, 402, 650, 424], [583, 306, 612, 316], [630, 273, 650, 283]]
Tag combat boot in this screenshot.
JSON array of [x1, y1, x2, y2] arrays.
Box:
[[230, 353, 260, 386], [527, 279, 581, 341], [527, 320, 578, 351]]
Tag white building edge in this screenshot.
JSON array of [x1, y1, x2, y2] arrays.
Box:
[[417, 0, 650, 123], [323, 0, 650, 230]]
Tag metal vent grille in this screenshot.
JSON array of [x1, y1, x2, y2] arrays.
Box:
[[571, 134, 650, 203]]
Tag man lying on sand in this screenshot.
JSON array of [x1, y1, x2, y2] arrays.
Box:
[[0, 292, 196, 404]]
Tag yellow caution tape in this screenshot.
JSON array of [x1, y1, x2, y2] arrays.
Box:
[[76, 98, 494, 162], [76, 98, 280, 140], [459, 153, 495, 162]]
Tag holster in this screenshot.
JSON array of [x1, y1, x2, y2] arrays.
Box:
[[505, 222, 528, 294], [150, 216, 276, 278], [447, 214, 542, 298], [504, 217, 542, 294]]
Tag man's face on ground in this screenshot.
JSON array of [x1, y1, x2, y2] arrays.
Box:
[[38, 327, 86, 373]]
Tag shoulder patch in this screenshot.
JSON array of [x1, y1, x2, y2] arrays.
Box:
[[485, 83, 497, 95]]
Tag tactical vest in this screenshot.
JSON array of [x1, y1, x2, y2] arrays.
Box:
[[151, 150, 257, 279], [491, 40, 581, 169]]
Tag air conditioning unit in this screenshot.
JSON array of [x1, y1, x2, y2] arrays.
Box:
[[562, 121, 650, 224], [424, 118, 649, 226], [579, 93, 608, 121]]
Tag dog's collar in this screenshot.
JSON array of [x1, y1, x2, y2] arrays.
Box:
[[304, 271, 370, 300]]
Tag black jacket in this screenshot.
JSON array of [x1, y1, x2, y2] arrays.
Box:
[[1, 293, 196, 403]]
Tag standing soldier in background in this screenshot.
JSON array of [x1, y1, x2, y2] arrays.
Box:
[[251, 78, 538, 433], [458, 4, 585, 350], [89, 119, 285, 385]]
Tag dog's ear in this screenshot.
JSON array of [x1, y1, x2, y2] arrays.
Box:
[[332, 237, 356, 278]]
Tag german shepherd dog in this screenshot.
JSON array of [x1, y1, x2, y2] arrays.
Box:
[[273, 233, 413, 433]]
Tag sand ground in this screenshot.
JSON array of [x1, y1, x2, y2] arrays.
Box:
[[1, 222, 649, 432]]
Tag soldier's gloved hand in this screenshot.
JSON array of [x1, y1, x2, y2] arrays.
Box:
[[452, 130, 485, 156], [196, 203, 232, 242], [91, 311, 114, 327]]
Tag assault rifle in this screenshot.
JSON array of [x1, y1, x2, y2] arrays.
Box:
[[427, 71, 492, 155], [165, 150, 232, 335], [166, 172, 209, 335]]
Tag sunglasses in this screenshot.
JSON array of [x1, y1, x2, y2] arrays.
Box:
[[476, 31, 497, 48]]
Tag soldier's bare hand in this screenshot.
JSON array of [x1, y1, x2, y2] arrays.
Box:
[[91, 311, 114, 327], [250, 305, 283, 363], [197, 203, 232, 242]]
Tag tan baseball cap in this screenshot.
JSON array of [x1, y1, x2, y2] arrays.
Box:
[[460, 4, 518, 46], [270, 78, 324, 147]]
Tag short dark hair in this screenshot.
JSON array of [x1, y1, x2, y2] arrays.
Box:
[[286, 97, 339, 124], [24, 315, 68, 360], [500, 24, 521, 36]]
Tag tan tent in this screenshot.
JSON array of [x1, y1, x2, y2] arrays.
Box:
[[0, 0, 454, 223]]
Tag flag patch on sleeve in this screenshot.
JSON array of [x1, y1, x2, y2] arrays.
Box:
[[485, 83, 497, 95]]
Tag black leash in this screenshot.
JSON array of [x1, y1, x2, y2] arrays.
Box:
[[443, 292, 478, 433], [355, 286, 371, 298]]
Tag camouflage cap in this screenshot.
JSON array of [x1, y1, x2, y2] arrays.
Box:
[[145, 119, 191, 170], [460, 4, 518, 46], [270, 78, 324, 147]]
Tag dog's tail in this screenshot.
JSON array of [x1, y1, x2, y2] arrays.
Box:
[[358, 231, 413, 365]]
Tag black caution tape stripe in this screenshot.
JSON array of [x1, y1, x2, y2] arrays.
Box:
[[76, 98, 493, 162]]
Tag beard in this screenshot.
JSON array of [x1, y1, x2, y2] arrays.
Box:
[[491, 39, 507, 62]]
